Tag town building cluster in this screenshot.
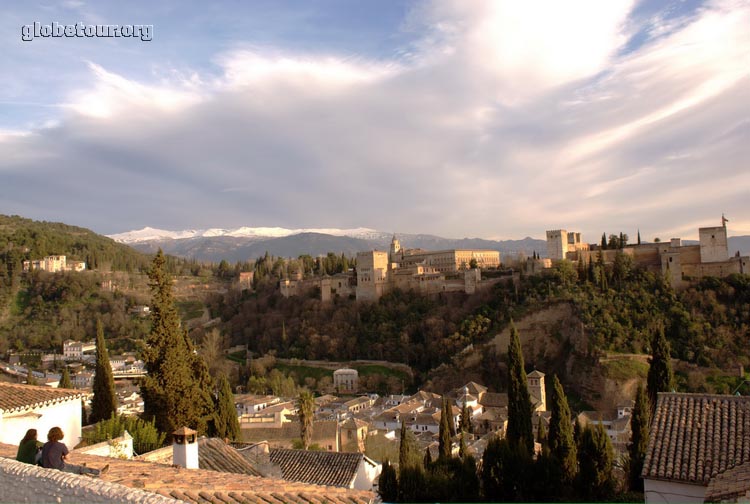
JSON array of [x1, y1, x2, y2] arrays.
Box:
[[546, 217, 749, 289], [22, 254, 86, 273]]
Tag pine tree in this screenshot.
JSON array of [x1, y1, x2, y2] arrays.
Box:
[[506, 321, 534, 455], [647, 326, 674, 415], [214, 374, 241, 441], [378, 459, 399, 502], [58, 367, 72, 389], [298, 390, 314, 450], [439, 397, 452, 460], [90, 318, 118, 423], [628, 384, 650, 492], [548, 375, 577, 483], [140, 249, 215, 435]]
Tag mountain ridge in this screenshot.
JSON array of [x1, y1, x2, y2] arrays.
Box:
[[109, 226, 750, 263]]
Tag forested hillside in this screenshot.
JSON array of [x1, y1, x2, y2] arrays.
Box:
[[208, 253, 750, 400], [0, 215, 221, 355]]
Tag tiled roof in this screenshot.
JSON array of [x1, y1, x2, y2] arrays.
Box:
[[198, 438, 264, 476], [480, 392, 508, 408], [705, 461, 750, 502], [0, 443, 373, 504], [0, 382, 84, 412], [269, 448, 364, 488], [642, 393, 750, 484], [341, 418, 368, 430], [527, 370, 545, 378]]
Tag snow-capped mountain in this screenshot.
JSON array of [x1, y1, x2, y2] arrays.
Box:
[[108, 226, 390, 244], [107, 225, 547, 262]]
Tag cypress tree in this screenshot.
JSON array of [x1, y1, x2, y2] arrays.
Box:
[[298, 390, 314, 450], [398, 421, 425, 502], [628, 384, 650, 492], [439, 397, 452, 460], [399, 420, 420, 469], [58, 367, 72, 389], [637, 229, 642, 245], [214, 373, 241, 441], [141, 249, 215, 435], [424, 446, 433, 466], [601, 233, 607, 250], [90, 318, 117, 424], [536, 416, 547, 452], [378, 459, 399, 502], [577, 423, 615, 501], [506, 321, 534, 455], [81, 398, 88, 426], [647, 326, 674, 414], [548, 375, 577, 483], [26, 368, 37, 385], [459, 402, 473, 433]]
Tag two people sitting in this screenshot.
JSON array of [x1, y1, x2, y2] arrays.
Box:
[[16, 427, 108, 476]]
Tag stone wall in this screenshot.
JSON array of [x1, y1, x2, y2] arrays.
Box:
[[0, 457, 176, 503]]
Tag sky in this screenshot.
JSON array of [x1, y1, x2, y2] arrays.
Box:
[[1, 0, 748, 241]]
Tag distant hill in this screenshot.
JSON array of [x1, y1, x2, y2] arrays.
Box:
[[0, 214, 151, 271]]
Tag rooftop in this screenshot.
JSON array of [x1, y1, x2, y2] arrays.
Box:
[[642, 392, 750, 485], [0, 382, 84, 413], [0, 443, 373, 503], [269, 448, 369, 488]]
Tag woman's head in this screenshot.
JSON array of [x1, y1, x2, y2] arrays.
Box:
[[21, 429, 37, 443], [47, 427, 64, 442]]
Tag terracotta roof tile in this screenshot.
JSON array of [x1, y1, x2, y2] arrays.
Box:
[[642, 392, 750, 485], [705, 461, 750, 502], [269, 448, 364, 488], [0, 382, 84, 412], [0, 443, 373, 503]]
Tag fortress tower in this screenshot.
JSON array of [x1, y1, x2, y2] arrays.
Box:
[[389, 234, 402, 262]]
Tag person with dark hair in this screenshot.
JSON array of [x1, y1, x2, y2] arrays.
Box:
[[41, 427, 108, 476], [16, 429, 42, 464]]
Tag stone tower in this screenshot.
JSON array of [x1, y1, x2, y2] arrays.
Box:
[[389, 234, 402, 262], [527, 370, 546, 412]]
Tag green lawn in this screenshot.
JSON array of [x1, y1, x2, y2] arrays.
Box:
[[602, 358, 649, 381]]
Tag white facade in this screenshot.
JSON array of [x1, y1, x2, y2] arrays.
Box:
[[644, 478, 706, 503], [333, 369, 359, 393], [0, 395, 82, 448]]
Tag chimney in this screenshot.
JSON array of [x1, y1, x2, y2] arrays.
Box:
[[172, 426, 198, 469]]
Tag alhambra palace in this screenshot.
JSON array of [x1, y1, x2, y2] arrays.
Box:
[[281, 236, 501, 301], [280, 217, 748, 301], [547, 217, 748, 289]]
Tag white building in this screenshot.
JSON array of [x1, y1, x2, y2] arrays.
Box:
[[333, 369, 359, 394], [0, 382, 84, 447]]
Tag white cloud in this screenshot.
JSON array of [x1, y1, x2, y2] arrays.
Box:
[[0, 0, 748, 241]]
